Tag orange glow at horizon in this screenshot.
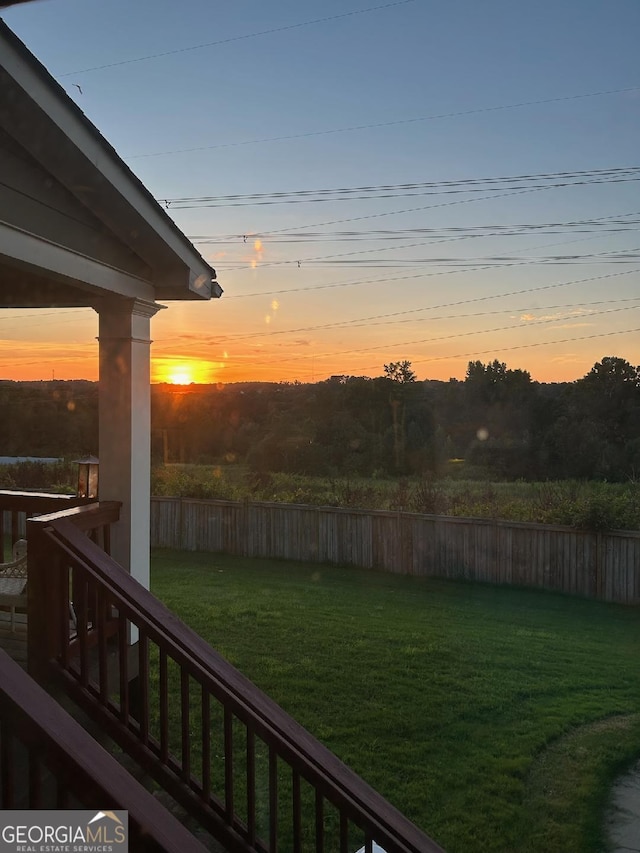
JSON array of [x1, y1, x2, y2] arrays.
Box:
[[152, 358, 223, 385], [2, 321, 639, 386]]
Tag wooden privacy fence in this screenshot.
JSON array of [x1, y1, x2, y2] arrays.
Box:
[[150, 498, 640, 605]]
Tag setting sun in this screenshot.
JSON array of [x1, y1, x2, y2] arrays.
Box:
[[152, 358, 223, 385], [168, 366, 193, 385]]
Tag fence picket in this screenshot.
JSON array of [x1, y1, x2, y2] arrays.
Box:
[[150, 498, 640, 605]]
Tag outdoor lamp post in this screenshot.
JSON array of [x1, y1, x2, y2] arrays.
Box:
[[75, 455, 99, 499]]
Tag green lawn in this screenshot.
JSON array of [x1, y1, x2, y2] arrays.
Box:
[[151, 549, 640, 853]]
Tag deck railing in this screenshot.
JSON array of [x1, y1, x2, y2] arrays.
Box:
[[0, 490, 91, 561], [27, 513, 444, 853], [0, 647, 207, 851], [26, 501, 120, 679]]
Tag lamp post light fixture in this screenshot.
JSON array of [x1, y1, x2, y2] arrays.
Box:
[[74, 455, 99, 499]]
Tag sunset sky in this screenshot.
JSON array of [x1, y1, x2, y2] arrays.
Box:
[[2, 0, 639, 384]]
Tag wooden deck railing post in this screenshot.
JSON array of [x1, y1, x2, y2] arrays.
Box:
[[26, 517, 64, 685]]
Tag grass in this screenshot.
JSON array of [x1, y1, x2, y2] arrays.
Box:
[[151, 549, 640, 852]]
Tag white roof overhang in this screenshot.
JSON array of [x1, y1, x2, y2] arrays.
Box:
[[0, 20, 221, 307]]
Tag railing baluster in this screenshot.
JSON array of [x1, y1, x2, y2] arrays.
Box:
[[59, 559, 71, 669], [138, 633, 149, 746], [159, 649, 169, 763], [29, 750, 42, 808], [103, 522, 111, 556], [292, 769, 302, 853], [316, 789, 324, 853], [97, 587, 108, 704], [246, 726, 256, 846], [224, 705, 234, 821], [56, 780, 70, 809], [339, 811, 349, 853], [269, 745, 278, 852], [181, 668, 190, 782], [118, 613, 129, 724], [0, 719, 14, 809], [77, 576, 89, 688], [11, 510, 19, 549], [202, 688, 211, 803]]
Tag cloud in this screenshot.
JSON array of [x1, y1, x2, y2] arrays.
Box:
[[550, 353, 581, 364], [519, 307, 594, 324], [552, 322, 594, 330]]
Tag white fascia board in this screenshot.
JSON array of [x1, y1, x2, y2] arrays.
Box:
[[0, 220, 155, 302], [1, 28, 215, 299]]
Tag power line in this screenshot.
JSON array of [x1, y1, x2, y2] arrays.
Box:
[[215, 182, 616, 247], [263, 327, 640, 376], [410, 327, 640, 369], [214, 193, 640, 272], [59, 0, 416, 77], [191, 221, 640, 245], [161, 166, 640, 208], [200, 209, 640, 284], [336, 297, 640, 332], [218, 189, 565, 275], [225, 237, 640, 295], [164, 167, 640, 203], [263, 304, 640, 366], [154, 297, 640, 347], [130, 84, 640, 159], [187, 326, 640, 379], [191, 213, 640, 248], [221, 268, 640, 337]]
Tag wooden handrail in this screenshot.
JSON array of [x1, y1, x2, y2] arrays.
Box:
[[28, 515, 445, 853], [0, 649, 207, 851], [0, 490, 90, 513], [31, 500, 122, 532], [0, 490, 93, 561]]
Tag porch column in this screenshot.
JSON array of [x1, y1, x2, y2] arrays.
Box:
[[97, 298, 161, 587]]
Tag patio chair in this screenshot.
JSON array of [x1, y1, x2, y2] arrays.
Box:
[[0, 538, 28, 633]]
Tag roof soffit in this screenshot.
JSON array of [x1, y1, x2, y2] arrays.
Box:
[[0, 22, 218, 301]]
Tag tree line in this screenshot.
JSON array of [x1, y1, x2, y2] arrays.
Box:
[[1, 355, 639, 482]]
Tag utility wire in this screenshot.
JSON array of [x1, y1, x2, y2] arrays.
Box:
[[222, 268, 640, 337], [155, 296, 640, 346], [163, 167, 640, 203], [60, 0, 416, 77], [192, 222, 640, 244], [130, 84, 640, 159], [241, 327, 640, 376], [194, 326, 640, 377], [407, 327, 640, 369], [191, 212, 640, 244], [265, 304, 640, 365], [220, 186, 562, 274], [162, 167, 640, 208], [215, 182, 611, 246], [205, 207, 637, 280]]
